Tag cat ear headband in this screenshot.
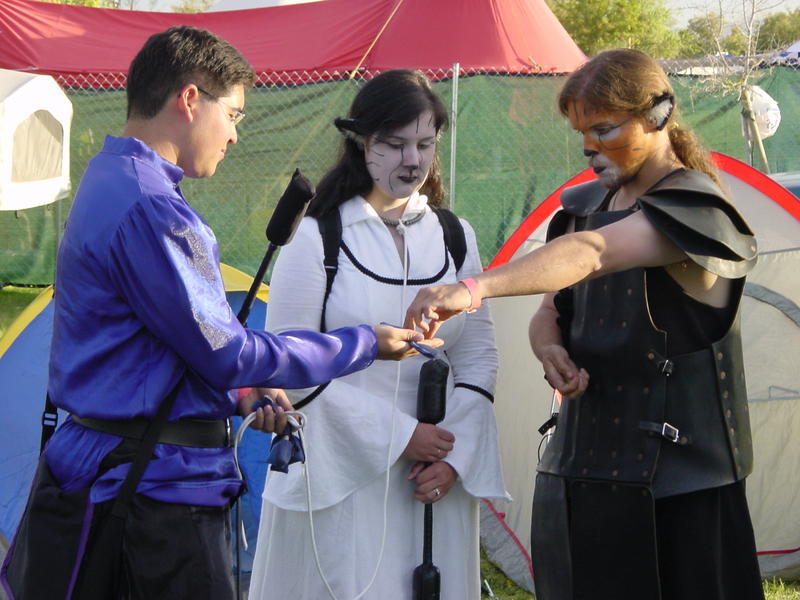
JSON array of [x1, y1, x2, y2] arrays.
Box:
[[648, 93, 674, 130], [334, 117, 368, 147]]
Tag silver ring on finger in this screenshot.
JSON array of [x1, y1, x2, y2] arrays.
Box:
[[432, 488, 441, 498]]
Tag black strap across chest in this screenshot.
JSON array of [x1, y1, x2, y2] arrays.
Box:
[[315, 207, 466, 332], [293, 207, 467, 411]]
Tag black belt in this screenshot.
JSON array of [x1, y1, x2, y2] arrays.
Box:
[[71, 414, 230, 448]]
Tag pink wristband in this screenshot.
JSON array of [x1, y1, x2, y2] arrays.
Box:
[[459, 277, 482, 312]]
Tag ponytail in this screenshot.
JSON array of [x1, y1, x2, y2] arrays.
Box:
[[668, 124, 721, 187]]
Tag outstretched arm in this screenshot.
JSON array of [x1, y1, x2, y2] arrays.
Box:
[[405, 210, 686, 334]]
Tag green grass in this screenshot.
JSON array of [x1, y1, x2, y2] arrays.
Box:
[[0, 285, 43, 339], [764, 578, 800, 600], [480, 551, 800, 599], [480, 548, 533, 599]]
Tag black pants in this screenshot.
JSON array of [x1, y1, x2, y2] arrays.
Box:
[[73, 493, 235, 600], [531, 474, 765, 600], [4, 439, 235, 600], [655, 480, 764, 600]]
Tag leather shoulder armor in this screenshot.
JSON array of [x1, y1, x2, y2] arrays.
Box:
[[639, 170, 758, 278], [547, 179, 607, 242], [560, 179, 607, 216]]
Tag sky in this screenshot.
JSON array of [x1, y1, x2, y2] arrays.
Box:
[[666, 0, 800, 29]]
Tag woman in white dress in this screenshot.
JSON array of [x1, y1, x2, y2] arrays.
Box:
[[248, 69, 508, 600]]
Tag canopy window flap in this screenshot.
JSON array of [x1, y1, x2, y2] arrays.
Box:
[[12, 110, 64, 182]]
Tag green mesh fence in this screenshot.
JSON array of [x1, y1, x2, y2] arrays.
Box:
[[2, 65, 798, 285]]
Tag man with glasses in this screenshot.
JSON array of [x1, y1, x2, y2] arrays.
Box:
[[2, 25, 432, 600], [197, 86, 247, 125], [406, 49, 763, 600]]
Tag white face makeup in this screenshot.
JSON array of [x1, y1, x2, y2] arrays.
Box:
[[364, 109, 438, 203]]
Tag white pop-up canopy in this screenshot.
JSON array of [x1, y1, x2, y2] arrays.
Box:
[[0, 68, 72, 211]]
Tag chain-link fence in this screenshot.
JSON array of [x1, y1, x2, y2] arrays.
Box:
[[2, 62, 798, 285]]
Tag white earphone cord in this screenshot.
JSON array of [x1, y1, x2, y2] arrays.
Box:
[[234, 227, 411, 600], [304, 228, 409, 600]]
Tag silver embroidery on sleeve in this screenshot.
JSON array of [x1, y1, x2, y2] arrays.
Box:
[[192, 306, 235, 351], [168, 225, 235, 351], [171, 225, 217, 283]]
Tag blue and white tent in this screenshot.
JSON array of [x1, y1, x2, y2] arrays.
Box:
[[771, 40, 800, 65]]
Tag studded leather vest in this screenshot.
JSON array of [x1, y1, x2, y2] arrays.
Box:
[[537, 170, 756, 498]]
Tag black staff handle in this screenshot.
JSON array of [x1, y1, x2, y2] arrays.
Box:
[[413, 357, 449, 600], [233, 169, 312, 600], [237, 168, 314, 325]]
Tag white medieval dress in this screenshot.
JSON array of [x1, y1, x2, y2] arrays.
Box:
[[248, 193, 509, 600]]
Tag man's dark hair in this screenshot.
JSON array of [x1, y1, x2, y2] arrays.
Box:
[[126, 25, 256, 120]]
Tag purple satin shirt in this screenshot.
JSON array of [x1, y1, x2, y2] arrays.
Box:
[[46, 136, 377, 506]]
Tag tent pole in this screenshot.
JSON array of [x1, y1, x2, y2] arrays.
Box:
[[449, 63, 460, 212], [741, 86, 770, 174]]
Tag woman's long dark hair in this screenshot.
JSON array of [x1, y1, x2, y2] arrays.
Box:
[[308, 69, 450, 218]]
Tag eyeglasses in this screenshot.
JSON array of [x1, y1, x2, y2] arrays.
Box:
[[197, 86, 246, 125]]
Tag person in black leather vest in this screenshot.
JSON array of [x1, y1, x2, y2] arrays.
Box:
[[405, 49, 764, 600]]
